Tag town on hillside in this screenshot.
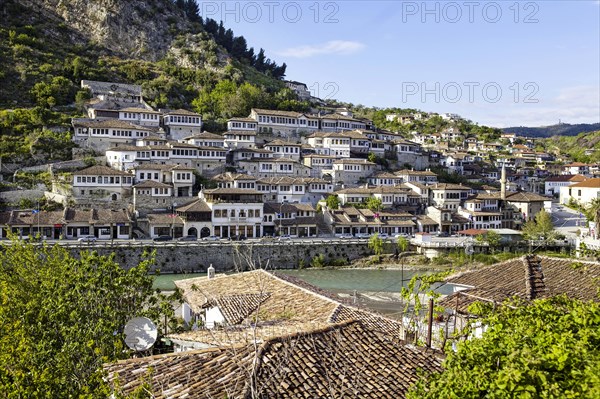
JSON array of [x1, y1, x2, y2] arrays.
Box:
[[1, 79, 599, 253]]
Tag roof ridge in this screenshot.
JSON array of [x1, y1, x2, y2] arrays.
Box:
[[524, 254, 546, 300]]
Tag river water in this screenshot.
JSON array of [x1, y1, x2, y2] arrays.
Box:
[[153, 267, 453, 318]]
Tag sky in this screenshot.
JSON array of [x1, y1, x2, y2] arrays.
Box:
[[197, 1, 600, 128]]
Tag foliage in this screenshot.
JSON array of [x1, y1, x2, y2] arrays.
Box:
[[522, 209, 556, 240], [365, 197, 383, 212], [325, 194, 340, 210], [397, 236, 409, 253], [0, 239, 174, 397], [475, 231, 502, 252], [400, 270, 453, 344], [542, 130, 600, 163], [408, 296, 600, 399], [310, 253, 326, 268], [368, 233, 384, 261]]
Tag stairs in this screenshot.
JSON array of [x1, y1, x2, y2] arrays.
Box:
[[316, 213, 334, 237]]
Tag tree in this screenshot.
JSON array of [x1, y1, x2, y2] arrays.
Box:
[[522, 209, 555, 240], [408, 296, 600, 399], [475, 230, 502, 253], [326, 194, 340, 210], [368, 233, 384, 262], [0, 239, 171, 397], [366, 197, 383, 212]]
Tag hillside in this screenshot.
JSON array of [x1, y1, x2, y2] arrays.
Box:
[[0, 0, 305, 164], [503, 123, 600, 138], [543, 130, 600, 163]]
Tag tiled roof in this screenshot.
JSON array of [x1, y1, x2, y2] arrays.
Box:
[[106, 320, 442, 398], [569, 178, 600, 188], [208, 293, 271, 324], [175, 199, 212, 213], [431, 183, 471, 190], [164, 108, 200, 116], [185, 131, 224, 139], [213, 172, 257, 181], [252, 108, 305, 118], [394, 169, 437, 176], [62, 208, 130, 224], [203, 188, 262, 195], [146, 213, 184, 225], [265, 139, 301, 146], [506, 191, 550, 202], [133, 180, 172, 189], [439, 255, 600, 313], [75, 165, 132, 176], [72, 118, 154, 130], [335, 185, 412, 195], [333, 159, 375, 165], [174, 269, 339, 320], [544, 174, 587, 183]]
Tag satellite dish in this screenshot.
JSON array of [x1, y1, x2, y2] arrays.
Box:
[[123, 317, 157, 351]]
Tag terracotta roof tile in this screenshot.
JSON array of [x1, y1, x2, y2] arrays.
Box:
[[106, 320, 443, 398], [439, 255, 600, 313]]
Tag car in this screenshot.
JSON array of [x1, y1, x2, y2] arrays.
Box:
[[178, 235, 197, 241], [436, 231, 449, 238], [202, 235, 221, 241], [230, 234, 247, 241], [377, 233, 390, 239], [278, 234, 292, 240], [393, 233, 410, 239], [77, 235, 97, 243], [153, 235, 173, 242], [356, 233, 372, 239], [339, 233, 354, 239]]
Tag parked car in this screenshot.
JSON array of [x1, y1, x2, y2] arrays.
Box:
[[153, 235, 173, 242], [339, 233, 354, 239], [393, 233, 410, 239], [356, 233, 372, 239], [278, 234, 292, 240], [202, 235, 221, 241], [436, 231, 450, 238], [230, 234, 247, 241], [77, 235, 97, 243], [178, 235, 197, 241], [378, 233, 390, 239]]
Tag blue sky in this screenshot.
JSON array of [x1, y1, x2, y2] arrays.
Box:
[[199, 1, 600, 128]]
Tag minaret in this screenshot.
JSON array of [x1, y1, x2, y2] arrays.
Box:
[[500, 162, 507, 200]]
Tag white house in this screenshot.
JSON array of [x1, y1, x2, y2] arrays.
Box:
[[559, 178, 600, 206], [163, 109, 202, 140], [544, 174, 587, 197]]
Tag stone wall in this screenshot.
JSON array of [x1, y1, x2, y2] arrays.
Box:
[[67, 241, 380, 273]]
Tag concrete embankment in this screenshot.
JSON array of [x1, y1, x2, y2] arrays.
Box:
[[67, 240, 377, 273]]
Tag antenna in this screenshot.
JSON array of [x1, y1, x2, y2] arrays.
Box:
[[123, 317, 158, 352]]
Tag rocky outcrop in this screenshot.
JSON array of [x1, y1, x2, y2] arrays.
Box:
[[21, 0, 193, 61]]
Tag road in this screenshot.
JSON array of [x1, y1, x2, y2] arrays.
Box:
[[550, 203, 588, 238]]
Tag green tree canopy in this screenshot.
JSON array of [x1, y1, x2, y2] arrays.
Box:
[[325, 194, 340, 210], [366, 197, 383, 212], [522, 209, 555, 240], [368, 233, 384, 261], [409, 296, 600, 399], [0, 240, 169, 397]]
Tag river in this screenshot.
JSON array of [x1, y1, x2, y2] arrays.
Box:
[[153, 267, 453, 318]]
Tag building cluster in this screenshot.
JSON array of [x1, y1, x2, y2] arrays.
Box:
[[2, 79, 598, 240]]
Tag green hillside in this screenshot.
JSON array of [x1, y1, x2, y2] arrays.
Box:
[[543, 130, 600, 163], [0, 0, 309, 164]]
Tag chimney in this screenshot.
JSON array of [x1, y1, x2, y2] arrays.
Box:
[[207, 264, 215, 280]]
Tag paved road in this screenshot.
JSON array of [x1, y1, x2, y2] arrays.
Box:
[[550, 203, 588, 238]]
